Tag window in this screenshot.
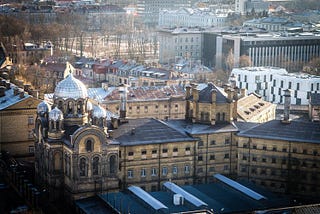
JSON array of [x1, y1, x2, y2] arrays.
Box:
[[280, 80, 283, 88], [302, 149, 307, 154], [79, 158, 87, 177], [263, 146, 267, 150], [272, 147, 277, 151], [242, 155, 247, 160], [162, 148, 168, 153], [197, 168, 203, 173], [198, 156, 203, 161], [184, 165, 190, 174], [173, 148, 178, 152], [272, 158, 276, 163], [210, 155, 215, 160], [141, 168, 146, 177], [162, 167, 168, 176], [224, 153, 229, 159], [243, 143, 248, 148], [224, 165, 229, 171], [172, 166, 178, 174], [288, 82, 292, 89], [198, 141, 204, 147], [151, 168, 157, 176], [262, 158, 266, 163], [28, 116, 34, 125], [128, 170, 133, 178], [109, 155, 116, 175], [86, 139, 93, 152], [252, 157, 257, 162], [128, 152, 134, 156], [152, 150, 157, 154], [296, 83, 300, 90], [282, 159, 286, 164], [141, 150, 147, 155], [210, 140, 216, 145], [92, 157, 99, 176], [185, 147, 190, 152], [313, 150, 318, 156], [225, 139, 230, 145], [253, 144, 257, 149], [292, 148, 297, 153], [28, 146, 35, 154], [282, 148, 287, 152]]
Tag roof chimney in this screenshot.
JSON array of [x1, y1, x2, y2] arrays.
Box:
[[240, 88, 247, 98], [119, 84, 127, 120], [13, 87, 19, 96], [191, 83, 198, 102], [185, 85, 191, 99], [282, 89, 291, 124], [5, 81, 10, 90]]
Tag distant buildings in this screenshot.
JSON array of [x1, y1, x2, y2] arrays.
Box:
[[137, 0, 192, 26], [158, 27, 204, 64], [243, 17, 304, 32], [235, 0, 268, 15], [159, 8, 228, 28], [231, 67, 320, 105], [215, 32, 320, 70]]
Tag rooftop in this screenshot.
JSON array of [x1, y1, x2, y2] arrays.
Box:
[[0, 81, 31, 111], [111, 118, 195, 146], [76, 175, 291, 214], [237, 120, 320, 144]]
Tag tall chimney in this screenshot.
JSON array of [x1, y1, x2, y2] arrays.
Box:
[[191, 83, 198, 102], [119, 84, 127, 119], [282, 89, 291, 124]]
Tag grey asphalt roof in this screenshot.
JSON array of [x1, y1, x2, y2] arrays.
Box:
[[166, 119, 238, 135], [189, 83, 228, 104], [237, 120, 320, 144], [111, 118, 195, 146]]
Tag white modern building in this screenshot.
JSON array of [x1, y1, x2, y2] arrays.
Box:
[[231, 67, 320, 105], [159, 8, 228, 28]]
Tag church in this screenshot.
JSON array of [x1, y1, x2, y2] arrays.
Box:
[[35, 64, 320, 205]]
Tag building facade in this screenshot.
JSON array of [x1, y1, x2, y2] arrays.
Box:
[[231, 67, 320, 105], [159, 8, 228, 28], [158, 27, 204, 64], [215, 32, 320, 70], [0, 78, 41, 159]]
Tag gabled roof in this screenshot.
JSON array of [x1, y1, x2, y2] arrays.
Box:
[[189, 83, 228, 104], [0, 82, 31, 111]]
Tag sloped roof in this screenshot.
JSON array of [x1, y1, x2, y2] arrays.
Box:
[[189, 83, 228, 104], [237, 120, 320, 144], [111, 118, 195, 146], [237, 93, 275, 122]]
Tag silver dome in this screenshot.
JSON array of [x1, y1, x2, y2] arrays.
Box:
[[54, 73, 88, 99], [37, 101, 51, 113], [49, 107, 64, 121], [92, 105, 107, 118]]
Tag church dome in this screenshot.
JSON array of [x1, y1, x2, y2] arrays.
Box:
[[92, 105, 107, 118], [54, 73, 88, 99], [37, 101, 51, 113], [49, 107, 64, 121]]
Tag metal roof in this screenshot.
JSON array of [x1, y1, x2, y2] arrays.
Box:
[[0, 84, 30, 111], [214, 174, 266, 201], [128, 186, 168, 210], [163, 182, 208, 207], [237, 120, 320, 144]]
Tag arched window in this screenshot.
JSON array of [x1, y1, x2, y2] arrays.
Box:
[[54, 152, 62, 171], [79, 157, 87, 177], [86, 139, 93, 152], [68, 101, 73, 114], [92, 156, 99, 176], [109, 155, 117, 175]]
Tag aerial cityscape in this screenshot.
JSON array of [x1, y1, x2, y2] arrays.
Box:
[[0, 0, 319, 213]]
